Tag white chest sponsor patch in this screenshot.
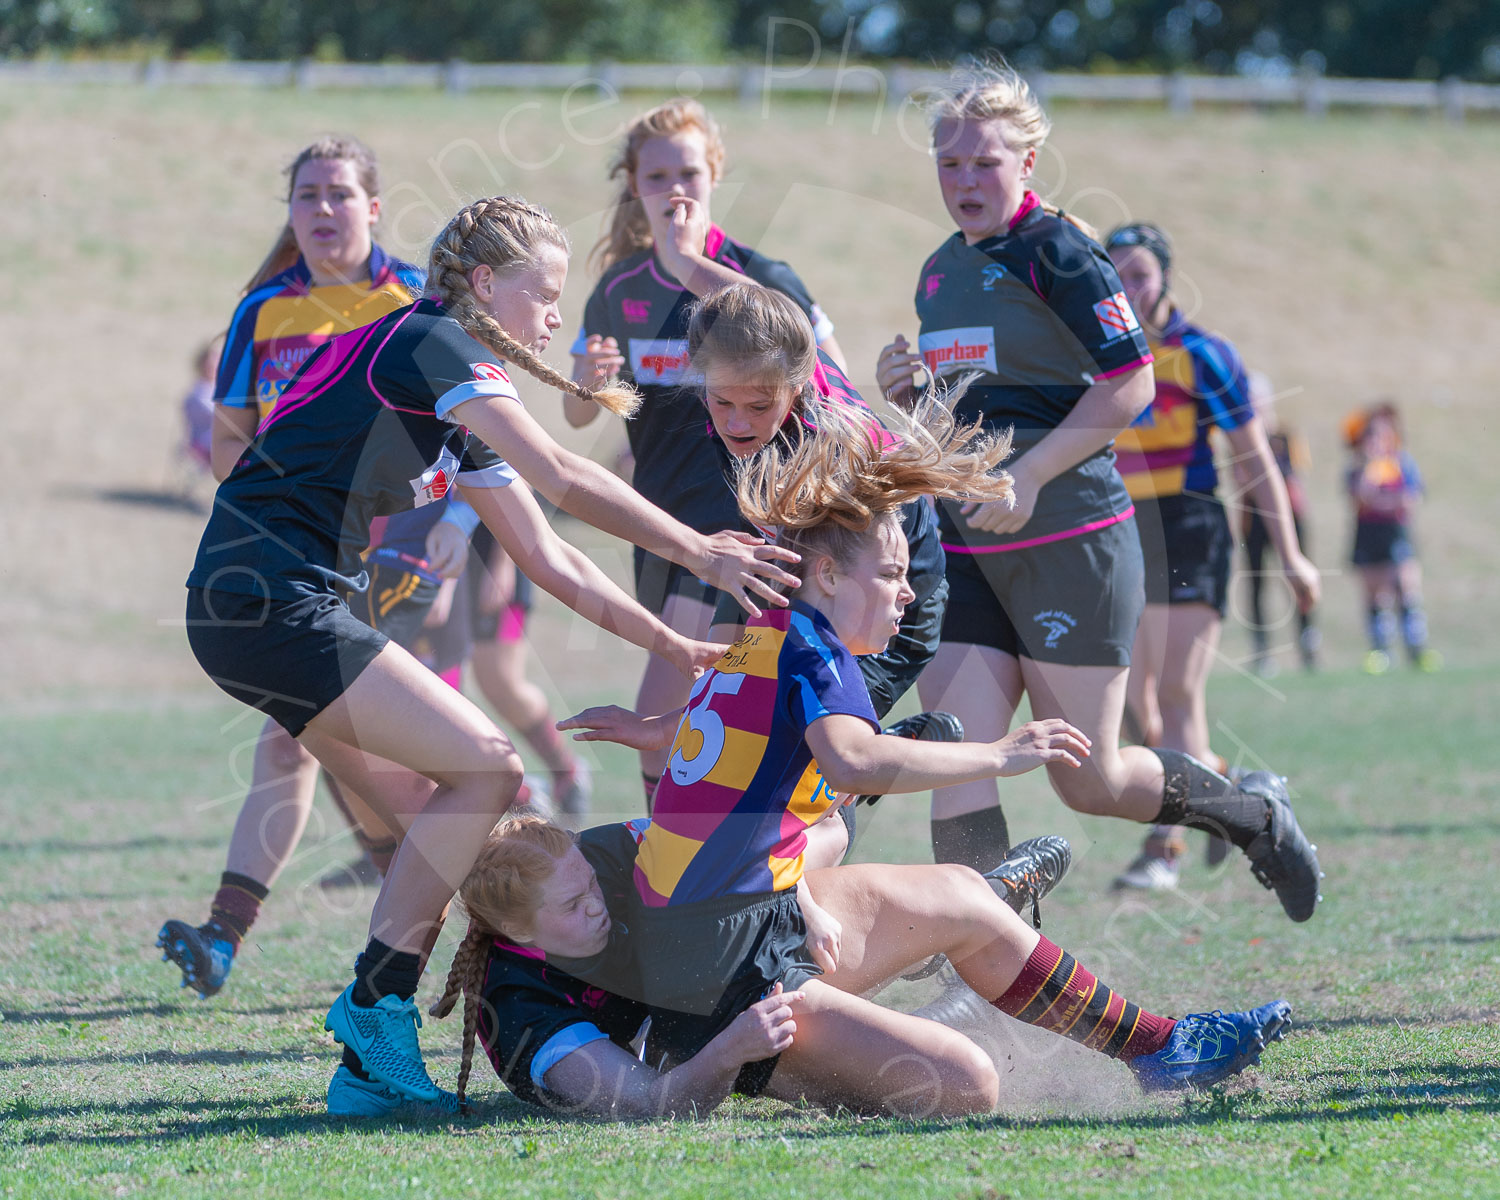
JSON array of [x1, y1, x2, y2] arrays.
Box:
[[411, 447, 460, 507], [919, 327, 997, 376], [628, 338, 700, 387]]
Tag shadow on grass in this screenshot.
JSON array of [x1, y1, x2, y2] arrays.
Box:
[[13, 1094, 540, 1147], [2, 1046, 332, 1071], [1317, 820, 1500, 839], [94, 486, 206, 515], [1, 1001, 317, 1026]]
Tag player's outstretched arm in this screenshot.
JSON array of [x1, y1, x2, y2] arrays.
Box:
[[539, 987, 801, 1119], [450, 393, 801, 614], [459, 481, 724, 680], [805, 714, 1091, 797], [557, 703, 686, 752]]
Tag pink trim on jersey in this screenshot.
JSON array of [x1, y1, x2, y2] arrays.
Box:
[[366, 307, 441, 413], [499, 603, 527, 644], [703, 224, 728, 258], [1010, 191, 1042, 229], [493, 938, 546, 962], [437, 664, 463, 691], [1093, 353, 1154, 382], [943, 504, 1136, 555], [256, 320, 383, 433], [1027, 263, 1045, 299], [603, 256, 655, 299]]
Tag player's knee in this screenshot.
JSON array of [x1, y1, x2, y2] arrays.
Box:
[[937, 1041, 999, 1116], [1049, 768, 1120, 817], [260, 726, 313, 774]]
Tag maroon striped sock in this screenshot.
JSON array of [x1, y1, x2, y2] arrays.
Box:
[[206, 871, 268, 948], [993, 937, 1176, 1061]]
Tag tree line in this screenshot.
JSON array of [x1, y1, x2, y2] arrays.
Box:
[[6, 0, 1497, 81]]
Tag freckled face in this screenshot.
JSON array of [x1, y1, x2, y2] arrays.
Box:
[[823, 519, 917, 656], [703, 366, 799, 458], [934, 117, 1036, 244], [510, 846, 611, 959]]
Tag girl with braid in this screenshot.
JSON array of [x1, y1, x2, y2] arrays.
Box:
[[876, 63, 1323, 923], [184, 195, 799, 1114], [425, 395, 1294, 1116], [564, 98, 846, 810]]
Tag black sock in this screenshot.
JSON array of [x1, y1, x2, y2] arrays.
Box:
[[351, 937, 422, 1007], [341, 1046, 371, 1081], [931, 807, 1010, 872], [1151, 748, 1269, 851]]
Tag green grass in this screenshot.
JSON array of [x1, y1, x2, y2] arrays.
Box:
[[4, 660, 1499, 1198]]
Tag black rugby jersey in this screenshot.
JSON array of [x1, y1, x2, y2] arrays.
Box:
[[914, 193, 1153, 551], [187, 299, 519, 602], [574, 226, 833, 533], [478, 822, 651, 1107]]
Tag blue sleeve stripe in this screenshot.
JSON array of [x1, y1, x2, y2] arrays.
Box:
[[792, 672, 832, 723], [1189, 333, 1251, 429], [217, 286, 280, 409], [531, 1023, 611, 1087]]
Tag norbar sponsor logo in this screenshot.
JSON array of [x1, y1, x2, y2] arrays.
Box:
[[629, 338, 701, 386], [1034, 609, 1077, 650], [411, 448, 461, 506], [918, 327, 997, 376], [1093, 292, 1140, 340], [471, 361, 511, 384], [622, 298, 652, 325]]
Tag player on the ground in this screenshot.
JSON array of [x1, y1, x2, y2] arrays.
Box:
[[183, 194, 799, 1111], [1103, 222, 1320, 892], [562, 98, 847, 811], [425, 401, 1294, 1117], [875, 62, 1322, 922]]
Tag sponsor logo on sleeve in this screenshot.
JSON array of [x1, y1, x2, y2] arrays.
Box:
[[621, 298, 652, 325], [918, 327, 997, 377], [628, 338, 700, 387], [410, 447, 461, 506], [471, 361, 511, 384], [1093, 292, 1141, 340], [981, 263, 1007, 291]]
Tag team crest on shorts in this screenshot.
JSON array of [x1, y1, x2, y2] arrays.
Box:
[[1034, 609, 1077, 650]]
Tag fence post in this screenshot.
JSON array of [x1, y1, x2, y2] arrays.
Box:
[[142, 57, 166, 88], [444, 58, 467, 94], [294, 58, 315, 91], [1440, 76, 1465, 123], [1299, 66, 1327, 118], [1167, 72, 1192, 115], [736, 63, 758, 108]]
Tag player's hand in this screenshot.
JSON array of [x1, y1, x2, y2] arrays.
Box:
[[962, 461, 1034, 534], [1284, 550, 1321, 612], [690, 531, 801, 617], [659, 196, 710, 280], [558, 705, 680, 753], [801, 899, 842, 975], [424, 520, 469, 580], [673, 636, 730, 680], [993, 718, 1092, 776], [575, 335, 624, 387], [876, 334, 925, 407], [714, 983, 801, 1066]]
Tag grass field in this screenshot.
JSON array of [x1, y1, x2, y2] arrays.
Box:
[[2, 82, 1499, 1198]]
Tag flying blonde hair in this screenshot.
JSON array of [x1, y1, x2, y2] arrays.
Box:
[[429, 815, 578, 1105], [925, 61, 1098, 242], [736, 389, 1015, 575], [427, 197, 640, 417]]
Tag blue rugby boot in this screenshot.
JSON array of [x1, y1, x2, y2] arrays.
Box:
[[1131, 1000, 1292, 1092], [157, 919, 234, 999], [325, 983, 441, 1103], [326, 1065, 462, 1117]]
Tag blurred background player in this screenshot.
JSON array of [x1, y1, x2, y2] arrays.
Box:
[[562, 97, 846, 811], [1345, 403, 1439, 675], [1238, 372, 1321, 678], [1103, 222, 1319, 892]]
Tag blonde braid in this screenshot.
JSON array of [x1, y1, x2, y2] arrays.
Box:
[[429, 921, 492, 1106], [427, 197, 640, 418]]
